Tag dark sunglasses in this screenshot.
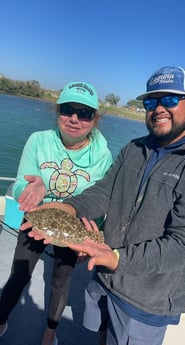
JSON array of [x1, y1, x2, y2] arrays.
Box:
[[143, 95, 185, 111], [59, 104, 95, 121]]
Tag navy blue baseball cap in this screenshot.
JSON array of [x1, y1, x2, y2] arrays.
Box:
[[136, 66, 185, 100]]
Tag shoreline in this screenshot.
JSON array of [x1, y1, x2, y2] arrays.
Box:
[[0, 91, 145, 123]]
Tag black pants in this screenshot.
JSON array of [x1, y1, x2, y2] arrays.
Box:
[[0, 229, 77, 329]]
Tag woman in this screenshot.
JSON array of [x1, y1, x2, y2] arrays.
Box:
[[0, 81, 112, 345]]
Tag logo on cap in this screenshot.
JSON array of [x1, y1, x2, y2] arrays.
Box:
[[149, 73, 175, 86], [69, 82, 94, 95]]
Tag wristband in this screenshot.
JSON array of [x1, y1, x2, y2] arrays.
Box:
[[113, 249, 120, 261]]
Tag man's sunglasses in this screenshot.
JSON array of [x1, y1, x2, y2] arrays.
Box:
[[59, 104, 95, 121], [143, 95, 185, 111]]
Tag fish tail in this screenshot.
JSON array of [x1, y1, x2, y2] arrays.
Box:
[[99, 231, 104, 243], [89, 230, 104, 243]]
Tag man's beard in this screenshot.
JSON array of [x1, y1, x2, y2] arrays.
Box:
[[146, 122, 185, 144]]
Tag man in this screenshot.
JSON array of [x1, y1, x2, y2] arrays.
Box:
[[23, 66, 185, 345]]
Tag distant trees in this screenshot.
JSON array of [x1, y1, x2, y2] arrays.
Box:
[[0, 77, 44, 98], [0, 77, 144, 108], [103, 93, 143, 109], [105, 93, 120, 106], [127, 99, 143, 109]]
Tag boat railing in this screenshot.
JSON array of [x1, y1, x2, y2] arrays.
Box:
[[0, 176, 16, 182], [0, 177, 16, 195], [0, 176, 21, 236], [0, 176, 16, 219]]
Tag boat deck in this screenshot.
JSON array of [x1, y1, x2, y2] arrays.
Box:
[[0, 218, 98, 345], [1, 212, 185, 344]]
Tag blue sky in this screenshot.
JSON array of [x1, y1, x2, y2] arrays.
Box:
[[1, 0, 185, 105]]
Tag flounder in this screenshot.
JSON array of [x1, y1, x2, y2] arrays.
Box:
[[25, 208, 104, 247]]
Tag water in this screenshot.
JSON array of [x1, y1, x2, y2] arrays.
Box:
[[0, 93, 147, 195], [98, 114, 147, 159]]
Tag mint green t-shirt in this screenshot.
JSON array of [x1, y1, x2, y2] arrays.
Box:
[[12, 128, 113, 204]]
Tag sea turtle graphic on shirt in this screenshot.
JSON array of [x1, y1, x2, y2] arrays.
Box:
[[40, 158, 90, 198]]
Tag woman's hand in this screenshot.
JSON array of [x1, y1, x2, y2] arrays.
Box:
[[18, 175, 46, 212], [20, 209, 119, 271]]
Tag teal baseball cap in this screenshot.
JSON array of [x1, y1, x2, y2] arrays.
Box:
[[57, 81, 99, 109]]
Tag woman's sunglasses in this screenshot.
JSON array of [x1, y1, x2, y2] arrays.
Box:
[[143, 95, 185, 111], [59, 104, 95, 121]]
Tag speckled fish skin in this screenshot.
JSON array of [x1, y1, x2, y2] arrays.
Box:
[[25, 208, 104, 247]]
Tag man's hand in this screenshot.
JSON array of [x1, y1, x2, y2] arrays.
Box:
[[67, 239, 119, 271], [67, 218, 119, 271], [20, 209, 119, 271], [18, 175, 46, 211]]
